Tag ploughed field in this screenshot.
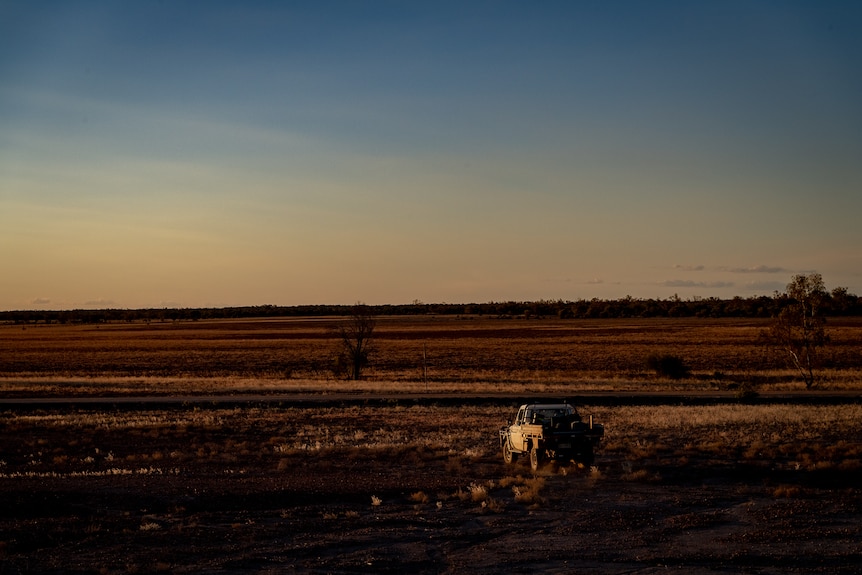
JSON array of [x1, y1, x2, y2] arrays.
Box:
[[2, 317, 862, 572], [2, 401, 862, 573]]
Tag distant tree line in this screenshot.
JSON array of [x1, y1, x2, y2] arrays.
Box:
[[2, 289, 860, 325]]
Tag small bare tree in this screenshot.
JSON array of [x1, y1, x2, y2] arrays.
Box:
[[334, 303, 376, 380], [763, 273, 829, 389]]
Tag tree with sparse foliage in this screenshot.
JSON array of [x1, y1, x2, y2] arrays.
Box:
[[334, 303, 376, 380], [764, 273, 829, 389]]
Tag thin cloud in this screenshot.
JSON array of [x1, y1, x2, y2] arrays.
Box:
[[661, 280, 734, 288], [724, 265, 788, 274], [31, 297, 51, 305], [673, 265, 705, 272], [84, 298, 116, 307], [586, 278, 605, 285]]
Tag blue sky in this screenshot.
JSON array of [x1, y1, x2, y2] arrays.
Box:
[[2, 1, 861, 310]]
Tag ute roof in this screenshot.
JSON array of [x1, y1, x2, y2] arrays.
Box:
[[522, 403, 574, 409]]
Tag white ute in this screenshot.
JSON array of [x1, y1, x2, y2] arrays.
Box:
[[499, 402, 604, 471]]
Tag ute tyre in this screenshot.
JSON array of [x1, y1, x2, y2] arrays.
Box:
[[530, 447, 541, 472], [503, 440, 518, 464], [577, 445, 595, 467]]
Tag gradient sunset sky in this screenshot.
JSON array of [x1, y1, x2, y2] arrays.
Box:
[[2, 1, 861, 310]]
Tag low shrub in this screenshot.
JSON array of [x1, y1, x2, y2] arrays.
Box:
[[647, 353, 690, 379]]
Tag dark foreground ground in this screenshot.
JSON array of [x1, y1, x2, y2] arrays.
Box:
[[2, 400, 861, 574], [3, 457, 861, 574]]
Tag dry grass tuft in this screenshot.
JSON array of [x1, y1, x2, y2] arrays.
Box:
[[498, 475, 522, 488], [771, 485, 805, 498], [838, 459, 862, 471], [481, 497, 506, 513], [409, 491, 429, 504], [621, 468, 657, 482], [469, 483, 488, 502], [511, 476, 546, 505]]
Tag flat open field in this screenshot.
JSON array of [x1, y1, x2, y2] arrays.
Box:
[[2, 317, 861, 573], [2, 316, 862, 395]]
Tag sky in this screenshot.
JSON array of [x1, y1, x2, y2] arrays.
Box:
[[2, 1, 861, 310]]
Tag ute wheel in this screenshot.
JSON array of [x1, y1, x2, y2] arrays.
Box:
[[530, 447, 541, 471], [577, 445, 595, 467], [502, 440, 518, 464]]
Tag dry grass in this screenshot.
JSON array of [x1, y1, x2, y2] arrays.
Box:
[[593, 403, 862, 475], [409, 491, 429, 504], [3, 317, 862, 395], [0, 404, 509, 479], [2, 398, 861, 496], [507, 476, 546, 505]]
